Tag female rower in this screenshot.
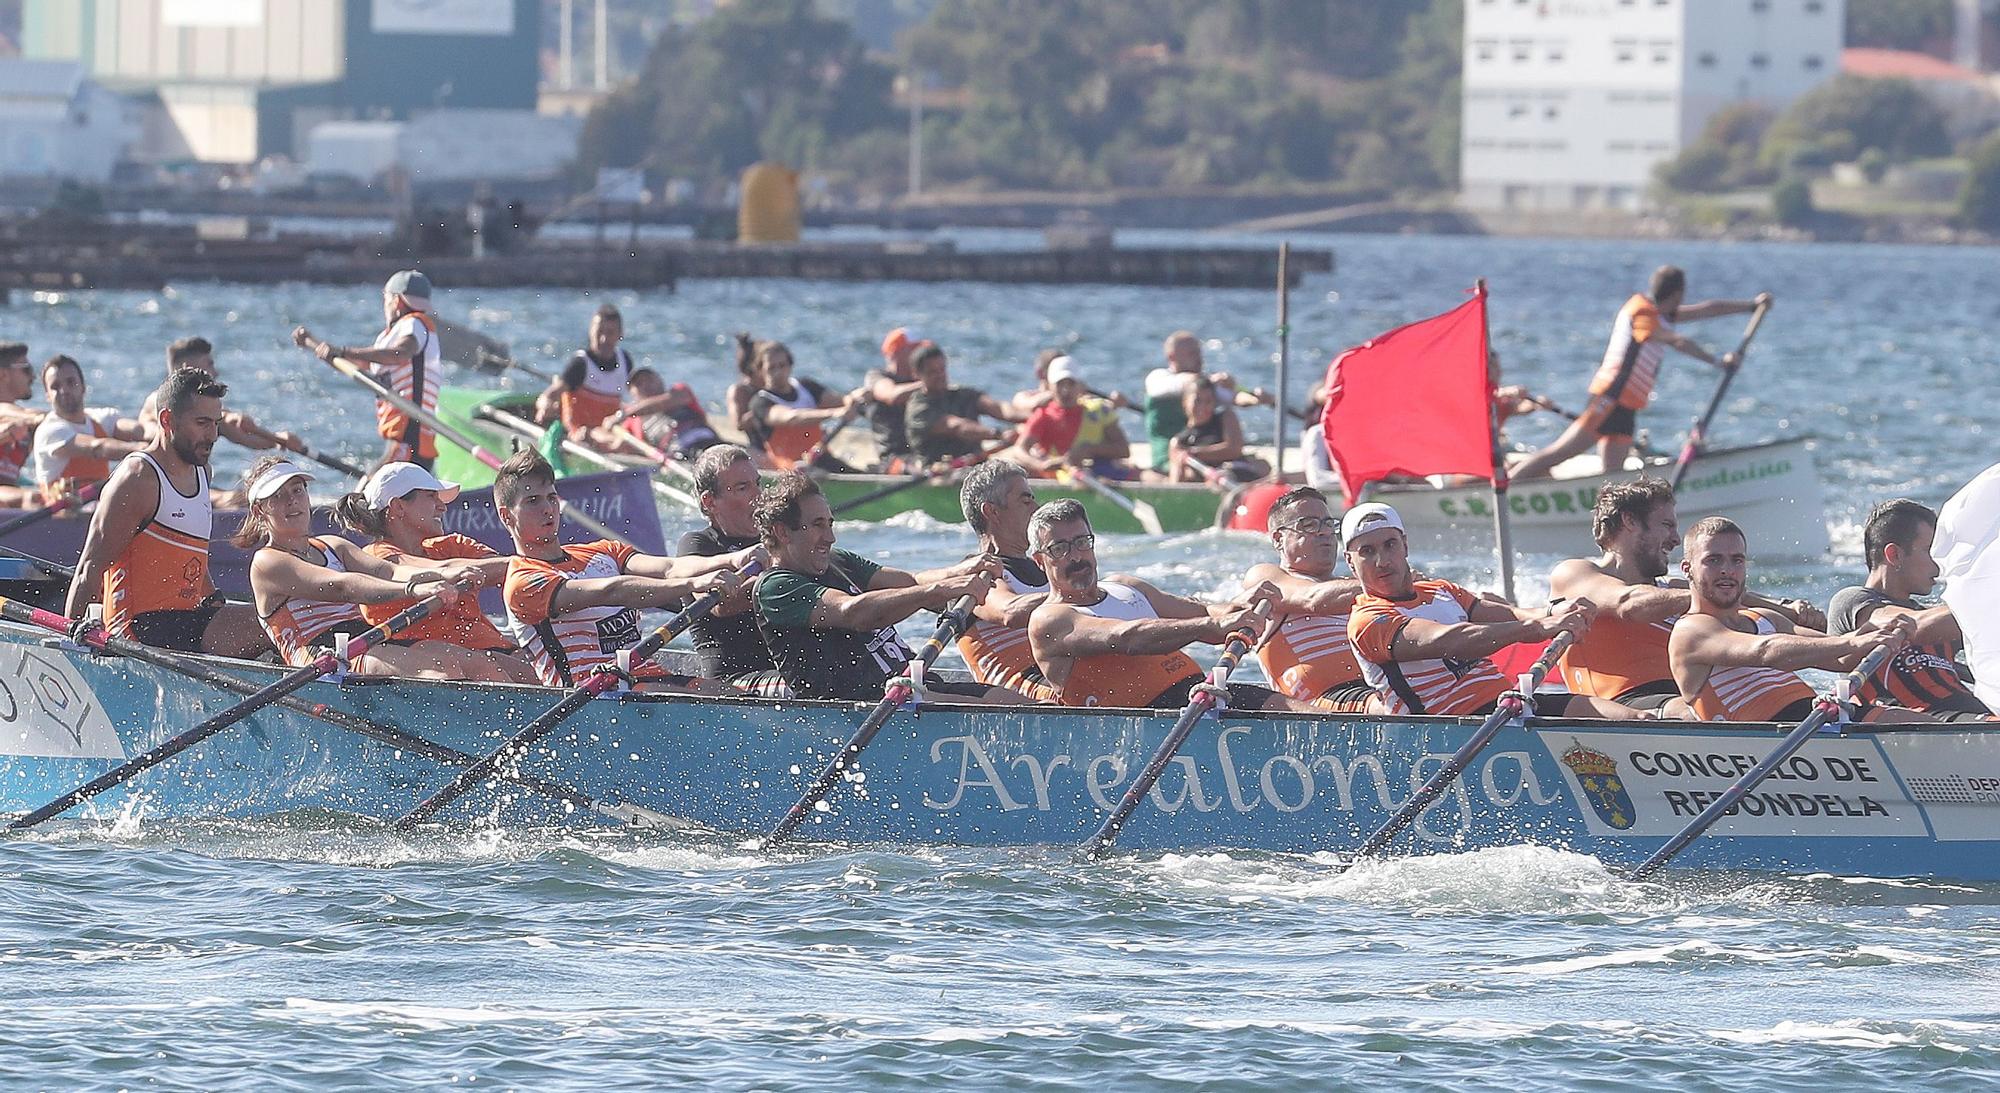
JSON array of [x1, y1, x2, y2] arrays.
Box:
[[332, 461, 539, 685], [723, 334, 860, 472], [1169, 374, 1269, 483], [235, 456, 492, 679]]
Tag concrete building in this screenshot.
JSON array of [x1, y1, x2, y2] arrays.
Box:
[[1460, 0, 1846, 212], [0, 59, 136, 181]]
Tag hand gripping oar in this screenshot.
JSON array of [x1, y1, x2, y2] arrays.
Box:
[[760, 594, 977, 851], [8, 588, 459, 830], [394, 560, 764, 829], [1350, 631, 1575, 860], [0, 593, 669, 828], [1077, 601, 1271, 859], [1062, 466, 1164, 535], [1669, 301, 1770, 490], [829, 443, 1007, 516], [477, 403, 698, 511], [1627, 642, 1894, 881], [0, 480, 100, 541]]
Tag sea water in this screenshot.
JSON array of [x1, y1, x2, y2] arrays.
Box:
[[1, 232, 1996, 1087]]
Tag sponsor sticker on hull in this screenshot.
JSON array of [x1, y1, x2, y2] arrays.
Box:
[[0, 645, 123, 760]]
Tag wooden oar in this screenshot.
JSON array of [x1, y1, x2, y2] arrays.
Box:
[[1077, 601, 1270, 859], [8, 586, 460, 830], [1669, 301, 1770, 490], [829, 443, 1006, 516], [477, 403, 698, 511], [1350, 632, 1575, 860], [394, 560, 762, 829], [1062, 467, 1164, 535], [603, 427, 701, 487], [1628, 642, 1894, 881], [801, 397, 868, 473], [760, 594, 978, 851], [0, 481, 100, 541], [0, 593, 669, 828]]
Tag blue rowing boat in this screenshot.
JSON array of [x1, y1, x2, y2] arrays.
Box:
[[0, 623, 1991, 880]]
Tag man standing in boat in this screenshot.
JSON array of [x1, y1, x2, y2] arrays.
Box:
[[676, 444, 791, 697], [291, 270, 442, 472], [1026, 499, 1312, 712], [1513, 267, 1768, 480], [532, 304, 637, 453], [1670, 516, 1931, 723], [0, 343, 44, 509], [1244, 487, 1375, 713], [31, 355, 148, 508], [904, 344, 1027, 469], [1344, 502, 1641, 719], [751, 471, 1028, 704], [64, 369, 272, 658], [955, 461, 1057, 701], [1551, 477, 1822, 716], [1825, 499, 1991, 721]]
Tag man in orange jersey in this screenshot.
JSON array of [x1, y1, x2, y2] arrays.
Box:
[[1243, 487, 1375, 713], [955, 461, 1057, 701], [140, 337, 308, 458], [292, 269, 442, 472], [1513, 267, 1768, 479], [1552, 477, 1822, 716], [1670, 516, 1930, 723], [0, 343, 45, 508], [29, 355, 147, 508], [532, 304, 637, 452], [492, 450, 752, 691], [1026, 499, 1314, 712], [1827, 500, 1991, 721], [1345, 502, 1641, 719], [64, 369, 272, 657]]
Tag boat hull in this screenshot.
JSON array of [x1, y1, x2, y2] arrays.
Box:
[[0, 623, 1990, 880]]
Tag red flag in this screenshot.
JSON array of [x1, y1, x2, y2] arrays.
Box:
[[1320, 287, 1493, 506]]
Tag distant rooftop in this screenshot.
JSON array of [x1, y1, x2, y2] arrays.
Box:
[[1843, 47, 1984, 84], [0, 58, 83, 100]]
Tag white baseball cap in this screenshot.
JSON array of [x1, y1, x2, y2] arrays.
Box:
[[1340, 502, 1405, 546], [1046, 356, 1078, 386], [247, 461, 314, 502], [364, 461, 461, 509]]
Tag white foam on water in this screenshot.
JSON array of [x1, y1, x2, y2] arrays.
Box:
[[274, 998, 588, 1032], [1709, 1020, 1917, 1049]]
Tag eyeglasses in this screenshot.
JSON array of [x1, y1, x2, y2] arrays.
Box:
[[1279, 516, 1338, 536], [1038, 533, 1095, 560]]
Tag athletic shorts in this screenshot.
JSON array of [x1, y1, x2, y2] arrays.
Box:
[[1087, 461, 1140, 482], [726, 669, 795, 699], [130, 593, 226, 654], [1581, 395, 1637, 440], [1614, 681, 1680, 712], [1148, 675, 1277, 712], [923, 676, 997, 701], [1313, 681, 1376, 714]]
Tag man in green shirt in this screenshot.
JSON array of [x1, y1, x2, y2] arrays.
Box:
[[903, 343, 1026, 467], [752, 471, 1034, 704]]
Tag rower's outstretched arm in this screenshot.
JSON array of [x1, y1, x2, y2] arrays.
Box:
[[1851, 599, 1963, 646], [1675, 293, 1769, 322], [1549, 559, 1687, 624], [625, 545, 763, 580], [1245, 563, 1361, 617], [1670, 612, 1899, 674], [1028, 602, 1226, 659]]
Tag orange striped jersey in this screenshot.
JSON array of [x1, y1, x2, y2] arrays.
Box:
[[1588, 294, 1671, 412], [373, 311, 441, 460], [956, 555, 1057, 702], [503, 540, 662, 687], [1052, 581, 1201, 708], [103, 452, 213, 640], [1349, 579, 1511, 716], [1559, 603, 1677, 702], [559, 348, 633, 432], [258, 537, 367, 667], [362, 534, 513, 652], [1679, 608, 1817, 722], [1259, 608, 1363, 706]]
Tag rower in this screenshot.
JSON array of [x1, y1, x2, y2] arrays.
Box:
[[1025, 499, 1314, 712], [1142, 331, 1272, 473], [30, 355, 146, 508], [1825, 499, 1991, 720], [1512, 267, 1769, 480], [140, 337, 307, 459], [905, 343, 1025, 468], [955, 461, 1057, 701], [1551, 477, 1822, 716], [1169, 374, 1269, 483], [1670, 516, 1931, 723], [291, 269, 443, 472], [725, 335, 862, 473], [604, 368, 721, 462], [676, 444, 791, 697], [865, 327, 925, 473], [1244, 487, 1375, 713], [0, 342, 44, 508], [532, 304, 636, 452], [1007, 356, 1148, 481], [333, 461, 539, 685], [1344, 502, 1642, 718], [493, 450, 751, 692], [63, 369, 270, 658], [238, 456, 495, 678], [751, 470, 1028, 703], [1010, 348, 1132, 418]]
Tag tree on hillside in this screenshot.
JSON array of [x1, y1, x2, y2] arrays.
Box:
[[1957, 131, 2000, 231], [1760, 76, 1950, 172], [1653, 103, 1777, 193], [1846, 0, 1954, 52]]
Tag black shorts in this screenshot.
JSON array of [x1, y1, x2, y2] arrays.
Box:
[[1582, 395, 1637, 440], [1148, 675, 1277, 712], [923, 676, 996, 701], [726, 669, 794, 699], [130, 594, 226, 653], [1614, 681, 1680, 712]]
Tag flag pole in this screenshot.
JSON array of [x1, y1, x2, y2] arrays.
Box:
[[1477, 279, 1517, 602], [1271, 241, 1291, 479]]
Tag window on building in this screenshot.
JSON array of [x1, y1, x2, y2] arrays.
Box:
[[1547, 45, 1565, 62], [1544, 105, 1559, 119], [1652, 44, 1673, 63], [1614, 38, 1637, 62], [1476, 40, 1497, 61], [1750, 0, 1769, 10], [1805, 0, 1824, 10], [1698, 51, 1717, 67], [1512, 41, 1532, 61], [1509, 104, 1529, 118], [1804, 54, 1823, 70], [1750, 52, 1769, 68]]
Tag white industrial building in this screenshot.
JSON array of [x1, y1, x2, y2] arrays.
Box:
[[1460, 0, 1846, 212], [0, 59, 137, 182]]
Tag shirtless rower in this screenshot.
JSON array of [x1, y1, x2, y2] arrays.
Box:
[[1026, 499, 1315, 712], [493, 450, 750, 692], [532, 304, 636, 452], [1825, 499, 1990, 721], [1344, 502, 1642, 719], [0, 343, 44, 508], [64, 369, 271, 657], [1669, 516, 1929, 723], [140, 337, 307, 457], [676, 444, 791, 697], [1244, 487, 1375, 713], [1551, 477, 1822, 716], [954, 461, 1058, 701], [751, 471, 1028, 704], [292, 270, 442, 472], [30, 355, 147, 509]]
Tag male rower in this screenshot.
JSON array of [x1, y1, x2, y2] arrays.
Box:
[[751, 471, 1028, 704], [493, 449, 753, 691], [1244, 487, 1375, 712], [1825, 499, 1990, 720], [1551, 477, 1822, 716], [30, 355, 147, 508], [0, 342, 45, 508], [904, 343, 1026, 468], [292, 269, 442, 472], [605, 368, 720, 462], [1513, 266, 1769, 479], [64, 369, 272, 657], [1670, 516, 1929, 723], [1344, 502, 1642, 719], [1142, 330, 1271, 472], [676, 444, 790, 697], [864, 327, 925, 473], [1026, 499, 1314, 712], [140, 337, 308, 456], [533, 304, 635, 452], [955, 461, 1057, 700]]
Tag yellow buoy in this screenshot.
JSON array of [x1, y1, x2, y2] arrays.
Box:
[[738, 162, 800, 244]]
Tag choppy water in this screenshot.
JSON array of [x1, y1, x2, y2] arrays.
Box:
[[4, 232, 1999, 1087]]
